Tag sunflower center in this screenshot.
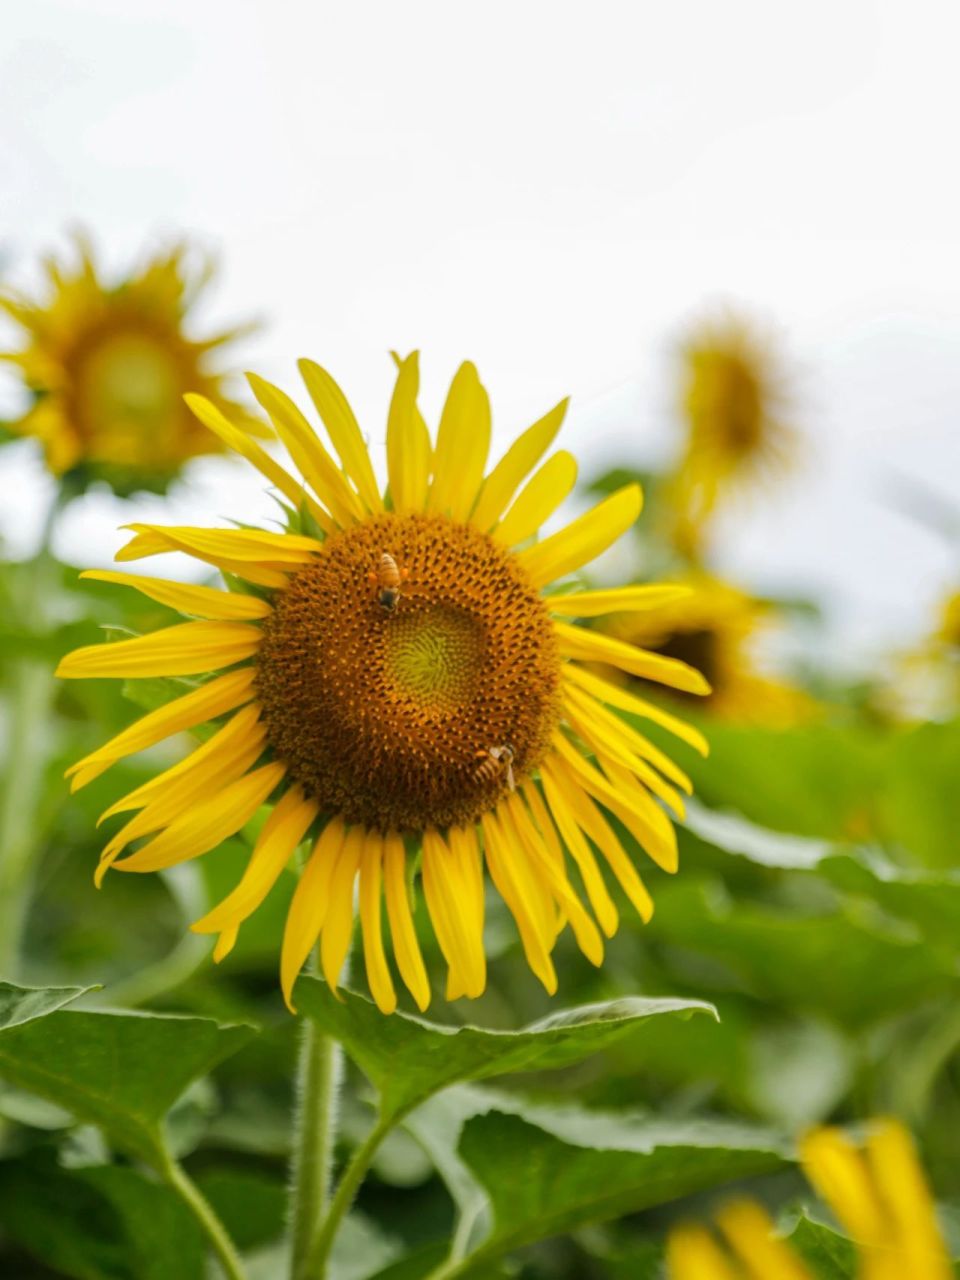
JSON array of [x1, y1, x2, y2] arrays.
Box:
[[651, 627, 718, 701], [73, 329, 183, 460], [255, 512, 561, 832]]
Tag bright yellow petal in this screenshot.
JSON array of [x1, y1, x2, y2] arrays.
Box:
[[115, 526, 290, 589], [56, 621, 261, 680], [667, 1224, 740, 1280], [493, 451, 578, 547], [556, 624, 710, 695], [192, 784, 319, 935], [298, 359, 383, 515], [532, 774, 618, 937], [471, 398, 568, 531], [517, 484, 642, 588], [564, 679, 693, 793], [480, 809, 557, 994], [320, 826, 363, 996], [213, 926, 239, 963], [422, 828, 486, 1000], [386, 352, 430, 514], [542, 759, 654, 923], [563, 663, 709, 756], [715, 1200, 814, 1280], [547, 584, 693, 617], [118, 523, 321, 564], [111, 762, 285, 874], [281, 819, 346, 1011], [383, 832, 431, 1012], [80, 570, 273, 621], [65, 667, 256, 790], [359, 833, 397, 1014], [799, 1128, 887, 1246], [184, 393, 334, 533], [865, 1121, 952, 1280], [246, 373, 365, 527], [427, 362, 491, 521]]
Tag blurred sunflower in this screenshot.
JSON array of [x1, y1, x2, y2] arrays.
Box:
[[668, 312, 797, 557], [56, 355, 710, 1013], [599, 575, 812, 726], [0, 233, 260, 493], [668, 1118, 952, 1280]]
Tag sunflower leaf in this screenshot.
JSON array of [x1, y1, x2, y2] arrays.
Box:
[[0, 983, 255, 1164], [295, 978, 716, 1122]]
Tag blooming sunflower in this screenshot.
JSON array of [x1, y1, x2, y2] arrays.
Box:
[[56, 355, 710, 1013], [668, 1118, 952, 1280], [668, 312, 797, 555], [599, 575, 812, 726], [0, 233, 260, 492]]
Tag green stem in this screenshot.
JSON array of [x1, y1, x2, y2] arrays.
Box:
[[289, 987, 343, 1278], [299, 1115, 393, 1279], [157, 1144, 247, 1280]]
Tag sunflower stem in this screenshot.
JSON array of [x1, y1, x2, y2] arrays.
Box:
[[157, 1143, 247, 1280], [299, 1114, 393, 1279], [289, 957, 343, 1279]]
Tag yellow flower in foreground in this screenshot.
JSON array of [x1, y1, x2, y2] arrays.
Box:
[[56, 355, 710, 1012], [669, 312, 797, 554], [1, 233, 259, 490], [668, 1119, 952, 1280], [601, 575, 812, 726]]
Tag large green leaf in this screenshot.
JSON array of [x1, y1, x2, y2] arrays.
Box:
[[0, 984, 254, 1163], [457, 1106, 786, 1267], [0, 1151, 205, 1280], [296, 978, 715, 1121]]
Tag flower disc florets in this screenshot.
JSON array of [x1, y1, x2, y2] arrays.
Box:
[[255, 512, 561, 831]]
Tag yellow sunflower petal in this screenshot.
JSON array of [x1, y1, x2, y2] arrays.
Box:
[[281, 819, 346, 1012], [184, 393, 334, 533], [470, 398, 569, 531], [427, 362, 491, 521], [533, 773, 618, 937], [298, 359, 384, 515], [117, 523, 321, 564], [213, 927, 239, 964], [556, 623, 710, 695], [715, 1201, 814, 1280], [864, 1120, 952, 1279], [547, 584, 693, 617], [115, 526, 290, 589], [246, 373, 365, 528], [383, 832, 431, 1012], [192, 784, 319, 936], [798, 1128, 886, 1246], [65, 667, 256, 790], [667, 1223, 740, 1280], [422, 828, 486, 1000], [563, 680, 693, 793], [80, 570, 273, 621], [320, 826, 363, 996], [563, 663, 709, 756], [359, 833, 398, 1015], [110, 762, 285, 874], [386, 352, 430, 514], [517, 484, 642, 588], [56, 621, 261, 680], [493, 451, 578, 547], [481, 809, 558, 994]]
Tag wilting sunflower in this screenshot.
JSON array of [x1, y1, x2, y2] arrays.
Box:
[[56, 355, 710, 1013], [668, 312, 797, 555], [599, 575, 812, 726], [0, 233, 259, 492], [668, 1118, 952, 1280]]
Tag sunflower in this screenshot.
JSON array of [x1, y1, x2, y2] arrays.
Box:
[[599, 575, 812, 726], [0, 233, 260, 492], [56, 354, 709, 1013], [668, 1118, 952, 1280], [668, 312, 797, 556]]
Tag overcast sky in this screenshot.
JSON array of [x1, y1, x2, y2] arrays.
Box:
[[2, 0, 959, 665]]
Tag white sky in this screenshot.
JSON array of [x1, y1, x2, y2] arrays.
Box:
[[2, 0, 959, 665]]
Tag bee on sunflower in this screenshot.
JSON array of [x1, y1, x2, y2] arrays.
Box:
[[668, 1118, 953, 1280], [56, 354, 710, 1013], [0, 232, 260, 494], [597, 575, 814, 726], [667, 311, 798, 559]]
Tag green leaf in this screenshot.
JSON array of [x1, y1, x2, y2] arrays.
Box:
[[0, 1151, 205, 1280], [0, 984, 255, 1164], [457, 1107, 786, 1265], [296, 978, 716, 1122], [0, 980, 91, 1030], [782, 1211, 858, 1278]]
